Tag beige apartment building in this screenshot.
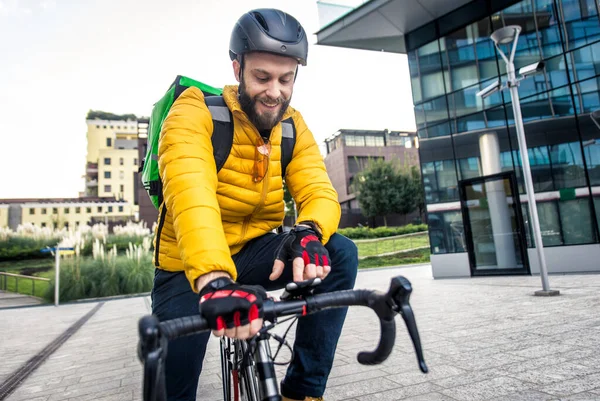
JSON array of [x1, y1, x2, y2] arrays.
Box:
[[85, 118, 140, 219], [0, 197, 133, 230]]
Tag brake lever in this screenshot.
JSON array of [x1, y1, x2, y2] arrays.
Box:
[[388, 276, 428, 373], [139, 315, 168, 401]]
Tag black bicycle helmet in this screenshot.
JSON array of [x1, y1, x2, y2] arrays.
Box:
[[229, 8, 308, 66]]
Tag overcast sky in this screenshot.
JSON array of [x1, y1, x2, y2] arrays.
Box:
[[0, 0, 415, 199]]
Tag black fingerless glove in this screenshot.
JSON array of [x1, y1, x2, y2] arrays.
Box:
[[198, 277, 267, 331], [274, 225, 330, 267]]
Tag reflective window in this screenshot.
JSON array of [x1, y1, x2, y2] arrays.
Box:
[[537, 201, 563, 245], [449, 85, 483, 119], [595, 197, 600, 233], [428, 211, 466, 254], [559, 197, 596, 244], [550, 142, 587, 188], [426, 122, 453, 138], [567, 41, 600, 83], [458, 157, 482, 180], [421, 160, 459, 203], [422, 95, 450, 127]]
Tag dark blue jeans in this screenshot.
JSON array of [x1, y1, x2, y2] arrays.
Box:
[[151, 232, 358, 401]]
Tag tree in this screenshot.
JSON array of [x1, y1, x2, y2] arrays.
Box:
[[394, 165, 424, 219], [353, 158, 401, 226], [86, 110, 138, 121]]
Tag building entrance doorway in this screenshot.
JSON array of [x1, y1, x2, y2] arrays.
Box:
[[459, 172, 530, 276]]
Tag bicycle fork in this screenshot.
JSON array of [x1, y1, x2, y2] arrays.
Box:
[[254, 334, 280, 401]]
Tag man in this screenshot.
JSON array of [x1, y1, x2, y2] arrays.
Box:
[[152, 8, 358, 401]]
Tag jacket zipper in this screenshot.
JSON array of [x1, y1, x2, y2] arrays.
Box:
[[154, 204, 168, 267], [239, 123, 272, 242]]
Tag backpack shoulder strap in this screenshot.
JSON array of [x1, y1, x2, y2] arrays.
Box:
[[204, 96, 233, 173], [280, 117, 296, 179]]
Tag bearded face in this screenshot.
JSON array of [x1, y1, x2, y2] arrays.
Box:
[[238, 80, 290, 131], [233, 52, 297, 132]]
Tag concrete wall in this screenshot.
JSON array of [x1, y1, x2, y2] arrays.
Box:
[[431, 244, 600, 278], [431, 252, 471, 278], [527, 245, 600, 275]]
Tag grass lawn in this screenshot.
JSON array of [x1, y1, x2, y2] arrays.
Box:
[[1, 270, 52, 298], [0, 258, 54, 298], [355, 233, 429, 257], [358, 248, 431, 269]]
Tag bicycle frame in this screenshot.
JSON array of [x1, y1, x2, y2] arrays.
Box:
[[221, 333, 280, 401]]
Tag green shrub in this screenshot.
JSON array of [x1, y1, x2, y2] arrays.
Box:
[[43, 252, 154, 303], [0, 236, 61, 261], [338, 224, 428, 239], [79, 235, 152, 256]]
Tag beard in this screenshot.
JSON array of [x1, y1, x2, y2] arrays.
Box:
[[239, 80, 291, 131]]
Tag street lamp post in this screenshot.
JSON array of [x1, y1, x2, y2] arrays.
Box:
[[478, 25, 559, 296]]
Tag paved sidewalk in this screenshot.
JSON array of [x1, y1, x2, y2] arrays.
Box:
[[1, 265, 600, 400], [0, 291, 43, 308]]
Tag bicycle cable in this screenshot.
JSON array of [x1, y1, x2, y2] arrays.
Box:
[[240, 314, 298, 369]]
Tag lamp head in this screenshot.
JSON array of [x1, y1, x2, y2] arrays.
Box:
[[491, 25, 521, 46]]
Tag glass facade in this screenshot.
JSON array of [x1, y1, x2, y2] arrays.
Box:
[[408, 0, 600, 256]]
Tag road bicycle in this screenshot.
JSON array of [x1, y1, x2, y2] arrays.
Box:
[[138, 276, 428, 401]]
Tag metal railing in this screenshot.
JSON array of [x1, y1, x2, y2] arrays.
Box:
[[0, 272, 50, 297]]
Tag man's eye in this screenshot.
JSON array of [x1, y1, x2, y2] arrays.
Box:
[[280, 79, 291, 84], [257, 77, 269, 83]]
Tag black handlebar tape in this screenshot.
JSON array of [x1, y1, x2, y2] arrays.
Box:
[[303, 289, 396, 366], [304, 289, 372, 311], [357, 318, 396, 365], [160, 315, 209, 341]]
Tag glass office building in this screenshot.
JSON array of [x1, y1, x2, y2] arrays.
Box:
[[318, 0, 600, 277]]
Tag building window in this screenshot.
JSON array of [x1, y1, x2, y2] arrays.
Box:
[[103, 125, 107, 129], [110, 125, 114, 129], [108, 206, 113, 213], [120, 184, 124, 193], [75, 221, 80, 227], [345, 135, 366, 147], [96, 125, 100, 129], [75, 207, 81, 213], [119, 171, 124, 179], [64, 208, 70, 214], [364, 136, 385, 147], [106, 137, 112, 147], [134, 158, 138, 165], [119, 157, 124, 166], [104, 157, 111, 165], [118, 206, 124, 212], [41, 222, 47, 228], [104, 171, 111, 179], [347, 156, 383, 174], [41, 208, 47, 215], [64, 222, 69, 229], [52, 208, 58, 214], [97, 206, 102, 212], [104, 185, 111, 192], [29, 208, 35, 215], [86, 207, 91, 213]]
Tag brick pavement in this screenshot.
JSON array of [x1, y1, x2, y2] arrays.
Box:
[[1, 265, 600, 400]]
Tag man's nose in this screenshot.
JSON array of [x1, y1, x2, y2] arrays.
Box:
[[264, 81, 282, 100]]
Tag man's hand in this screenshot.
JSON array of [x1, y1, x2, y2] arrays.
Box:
[[270, 225, 331, 282], [197, 274, 265, 339]]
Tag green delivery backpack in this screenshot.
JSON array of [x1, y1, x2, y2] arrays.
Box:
[[140, 75, 297, 209]]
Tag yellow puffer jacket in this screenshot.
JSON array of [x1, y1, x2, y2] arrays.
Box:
[[155, 85, 341, 291]]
